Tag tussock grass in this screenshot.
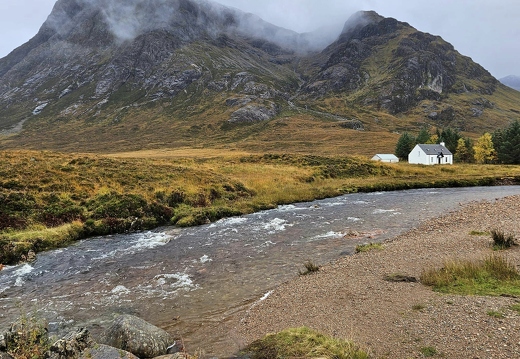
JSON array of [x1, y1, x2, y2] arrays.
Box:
[[412, 304, 426, 311], [355, 243, 383, 253], [420, 346, 437, 357], [510, 303, 520, 314], [420, 255, 520, 296], [242, 327, 368, 359], [487, 310, 505, 318], [299, 261, 321, 276]]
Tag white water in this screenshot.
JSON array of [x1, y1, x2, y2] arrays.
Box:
[[1, 186, 519, 356]]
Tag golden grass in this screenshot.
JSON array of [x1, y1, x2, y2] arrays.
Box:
[[242, 327, 368, 359], [421, 255, 520, 296], [1, 149, 520, 264]]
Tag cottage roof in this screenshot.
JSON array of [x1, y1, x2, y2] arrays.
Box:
[[373, 154, 399, 161], [416, 144, 452, 156]]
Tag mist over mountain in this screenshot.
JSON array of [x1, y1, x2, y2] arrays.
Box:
[[500, 75, 520, 91], [0, 0, 519, 153]]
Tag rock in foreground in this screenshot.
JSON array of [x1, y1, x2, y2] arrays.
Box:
[[102, 315, 174, 358]]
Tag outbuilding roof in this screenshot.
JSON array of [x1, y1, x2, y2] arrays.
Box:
[[416, 144, 453, 156]]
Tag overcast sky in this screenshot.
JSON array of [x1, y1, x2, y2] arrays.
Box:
[[0, 0, 518, 79]]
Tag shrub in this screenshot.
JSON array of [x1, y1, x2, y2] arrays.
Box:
[[88, 192, 148, 219], [0, 238, 29, 265], [172, 205, 242, 227], [39, 199, 85, 227], [167, 190, 186, 207], [490, 229, 517, 249], [6, 313, 51, 359]]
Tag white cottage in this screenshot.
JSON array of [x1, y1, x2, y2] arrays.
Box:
[[408, 143, 453, 165], [371, 154, 399, 163]]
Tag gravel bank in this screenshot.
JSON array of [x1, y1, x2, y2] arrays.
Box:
[[233, 195, 520, 358]]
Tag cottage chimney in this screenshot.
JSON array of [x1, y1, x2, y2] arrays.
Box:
[[440, 142, 445, 147]]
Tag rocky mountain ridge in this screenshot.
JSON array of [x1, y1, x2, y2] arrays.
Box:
[[0, 0, 519, 152]]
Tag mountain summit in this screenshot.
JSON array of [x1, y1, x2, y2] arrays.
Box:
[[1, 1, 519, 153]]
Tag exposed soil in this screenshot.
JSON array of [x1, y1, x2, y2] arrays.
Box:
[[232, 195, 520, 358]]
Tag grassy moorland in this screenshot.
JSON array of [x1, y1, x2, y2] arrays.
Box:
[[1, 148, 520, 265]]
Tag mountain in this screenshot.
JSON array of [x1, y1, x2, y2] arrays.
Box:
[[500, 75, 520, 91], [1, 0, 519, 154]]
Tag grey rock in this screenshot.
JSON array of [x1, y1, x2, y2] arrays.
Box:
[[46, 328, 94, 359], [78, 344, 138, 359], [225, 97, 252, 107], [229, 103, 278, 123], [102, 315, 173, 358], [153, 354, 189, 359], [166, 340, 184, 354], [471, 107, 483, 117]]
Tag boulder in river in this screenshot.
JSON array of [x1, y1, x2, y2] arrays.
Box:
[[102, 315, 174, 358]]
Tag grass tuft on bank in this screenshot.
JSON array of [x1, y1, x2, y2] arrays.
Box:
[[241, 327, 368, 359], [420, 255, 520, 296]]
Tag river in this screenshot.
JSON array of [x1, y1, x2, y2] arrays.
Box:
[[1, 186, 519, 356]]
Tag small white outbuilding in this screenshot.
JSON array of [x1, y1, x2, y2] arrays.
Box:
[[408, 143, 453, 165], [371, 154, 399, 163]]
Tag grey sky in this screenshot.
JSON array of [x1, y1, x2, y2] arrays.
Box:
[[0, 0, 518, 78]]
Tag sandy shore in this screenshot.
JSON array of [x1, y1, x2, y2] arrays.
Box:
[[232, 195, 520, 358]]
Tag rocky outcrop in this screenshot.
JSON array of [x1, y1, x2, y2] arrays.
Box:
[[298, 10, 497, 115], [229, 103, 278, 123], [102, 315, 174, 358]]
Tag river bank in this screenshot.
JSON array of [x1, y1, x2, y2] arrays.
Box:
[[3, 150, 520, 266], [233, 195, 520, 358]]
